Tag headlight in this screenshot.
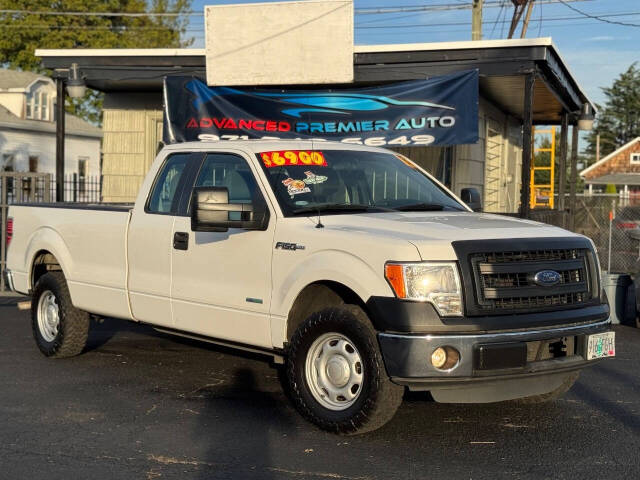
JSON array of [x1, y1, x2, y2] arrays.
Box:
[[384, 262, 463, 316]]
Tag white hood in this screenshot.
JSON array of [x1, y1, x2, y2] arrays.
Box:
[[318, 211, 579, 260]]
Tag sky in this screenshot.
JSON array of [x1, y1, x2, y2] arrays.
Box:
[[185, 0, 640, 107]]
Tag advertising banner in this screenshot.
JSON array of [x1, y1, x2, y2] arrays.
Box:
[[163, 69, 478, 147]]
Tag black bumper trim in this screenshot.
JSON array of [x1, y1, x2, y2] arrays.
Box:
[[366, 296, 609, 333]]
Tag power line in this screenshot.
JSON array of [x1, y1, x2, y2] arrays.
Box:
[[0, 1, 590, 18], [4, 10, 636, 33], [538, 1, 543, 36], [355, 0, 587, 14], [489, 1, 507, 38], [354, 11, 640, 29], [556, 0, 640, 27], [355, 19, 633, 36]]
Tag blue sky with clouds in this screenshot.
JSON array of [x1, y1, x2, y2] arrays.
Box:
[[187, 0, 640, 106]]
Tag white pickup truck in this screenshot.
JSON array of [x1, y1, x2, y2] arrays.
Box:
[[5, 140, 614, 434]]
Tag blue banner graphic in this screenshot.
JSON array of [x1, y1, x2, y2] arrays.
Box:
[[163, 70, 479, 147]]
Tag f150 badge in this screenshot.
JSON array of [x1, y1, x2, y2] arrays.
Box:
[[275, 242, 305, 251], [533, 270, 561, 286]]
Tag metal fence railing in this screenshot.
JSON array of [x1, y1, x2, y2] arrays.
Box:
[[0, 173, 102, 290], [527, 194, 640, 275]]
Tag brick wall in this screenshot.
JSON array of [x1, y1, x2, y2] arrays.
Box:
[[583, 140, 640, 180]]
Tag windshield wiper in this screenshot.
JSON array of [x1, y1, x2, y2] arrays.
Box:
[[394, 203, 464, 212], [292, 203, 393, 215]]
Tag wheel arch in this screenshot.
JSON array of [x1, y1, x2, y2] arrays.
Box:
[[24, 227, 73, 292], [285, 280, 373, 342], [30, 249, 64, 291]]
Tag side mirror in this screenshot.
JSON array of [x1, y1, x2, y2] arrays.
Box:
[[191, 186, 269, 232], [460, 187, 482, 212]]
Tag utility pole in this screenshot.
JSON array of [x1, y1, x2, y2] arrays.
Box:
[[472, 0, 484, 40], [508, 0, 528, 39], [520, 0, 536, 38]]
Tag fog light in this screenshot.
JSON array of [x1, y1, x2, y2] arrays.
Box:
[[431, 346, 460, 370]]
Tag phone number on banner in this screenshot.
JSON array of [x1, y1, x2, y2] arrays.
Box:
[[197, 134, 436, 146]]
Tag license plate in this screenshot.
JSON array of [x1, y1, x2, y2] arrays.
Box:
[[586, 332, 616, 360]]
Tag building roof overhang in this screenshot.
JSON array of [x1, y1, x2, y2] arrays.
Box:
[[36, 37, 593, 125], [584, 173, 640, 186]]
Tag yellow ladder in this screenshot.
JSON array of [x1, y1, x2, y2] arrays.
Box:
[[530, 126, 555, 209]]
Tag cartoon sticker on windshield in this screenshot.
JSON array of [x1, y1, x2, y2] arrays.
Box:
[[302, 171, 328, 185], [282, 178, 311, 196]]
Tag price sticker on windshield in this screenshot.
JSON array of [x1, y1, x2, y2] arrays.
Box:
[[260, 150, 327, 168]]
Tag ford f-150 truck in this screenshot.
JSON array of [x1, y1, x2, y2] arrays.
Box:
[[5, 140, 615, 434]]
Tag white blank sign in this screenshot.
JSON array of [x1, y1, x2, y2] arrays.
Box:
[[205, 0, 354, 86]]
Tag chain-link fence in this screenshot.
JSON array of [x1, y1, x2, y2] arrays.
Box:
[[577, 195, 640, 274], [533, 194, 640, 275]]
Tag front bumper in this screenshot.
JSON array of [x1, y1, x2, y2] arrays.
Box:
[[378, 317, 612, 392]]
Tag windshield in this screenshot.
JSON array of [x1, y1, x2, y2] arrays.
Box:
[[256, 149, 466, 216]]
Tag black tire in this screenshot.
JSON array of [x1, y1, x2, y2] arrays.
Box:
[[514, 372, 580, 404], [31, 272, 90, 358], [285, 305, 404, 434]]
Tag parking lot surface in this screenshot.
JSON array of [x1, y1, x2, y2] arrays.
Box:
[[0, 295, 639, 480]]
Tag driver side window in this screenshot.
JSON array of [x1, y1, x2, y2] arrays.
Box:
[[195, 153, 263, 220]]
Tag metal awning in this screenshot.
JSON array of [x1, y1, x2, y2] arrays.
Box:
[[36, 38, 592, 217], [36, 38, 593, 125]]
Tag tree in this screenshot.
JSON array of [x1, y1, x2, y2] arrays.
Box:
[[586, 63, 640, 161], [0, 0, 193, 124]]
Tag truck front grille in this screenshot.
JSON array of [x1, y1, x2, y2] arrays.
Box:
[[471, 248, 591, 313], [452, 239, 600, 317]]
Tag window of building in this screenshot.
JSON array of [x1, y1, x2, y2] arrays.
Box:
[[33, 92, 41, 119], [25, 92, 33, 118], [28, 156, 39, 172], [2, 153, 14, 172], [40, 92, 48, 121], [25, 90, 49, 120], [630, 153, 640, 165]]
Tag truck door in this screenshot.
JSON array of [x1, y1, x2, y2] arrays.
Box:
[[127, 152, 201, 327], [170, 152, 275, 348]]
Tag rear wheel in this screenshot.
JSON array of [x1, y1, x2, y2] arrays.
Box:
[[285, 305, 404, 434], [31, 272, 89, 358]]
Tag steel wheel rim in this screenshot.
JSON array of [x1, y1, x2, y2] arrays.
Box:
[[304, 332, 364, 411], [37, 290, 60, 342]]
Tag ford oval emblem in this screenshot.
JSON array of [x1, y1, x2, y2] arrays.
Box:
[[533, 270, 561, 286]]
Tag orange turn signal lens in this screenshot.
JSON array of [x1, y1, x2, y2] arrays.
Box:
[[385, 264, 406, 299]]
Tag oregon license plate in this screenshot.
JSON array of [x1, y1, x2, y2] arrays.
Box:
[[586, 332, 616, 360]]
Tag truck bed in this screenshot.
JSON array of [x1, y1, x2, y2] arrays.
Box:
[[6, 203, 133, 319]]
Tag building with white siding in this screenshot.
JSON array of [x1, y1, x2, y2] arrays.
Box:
[[0, 69, 101, 180]]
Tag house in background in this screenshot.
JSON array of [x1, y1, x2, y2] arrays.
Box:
[[0, 69, 101, 183], [580, 137, 640, 196]]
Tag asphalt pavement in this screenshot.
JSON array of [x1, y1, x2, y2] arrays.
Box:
[[0, 295, 639, 480]]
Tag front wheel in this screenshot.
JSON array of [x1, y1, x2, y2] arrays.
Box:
[[31, 272, 90, 358], [285, 305, 404, 434]]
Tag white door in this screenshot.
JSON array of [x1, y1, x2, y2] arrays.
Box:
[[171, 152, 275, 348], [127, 152, 193, 327]]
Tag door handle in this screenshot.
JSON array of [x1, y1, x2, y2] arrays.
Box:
[[173, 231, 189, 251]]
